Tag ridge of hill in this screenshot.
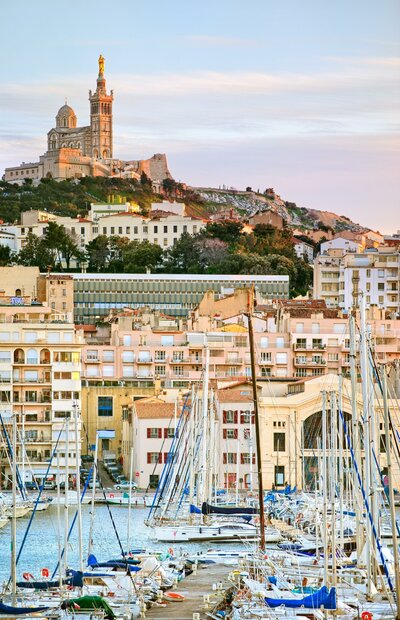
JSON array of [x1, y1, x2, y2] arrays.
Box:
[[194, 187, 370, 234]]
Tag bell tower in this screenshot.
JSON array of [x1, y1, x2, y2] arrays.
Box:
[[89, 55, 114, 160]]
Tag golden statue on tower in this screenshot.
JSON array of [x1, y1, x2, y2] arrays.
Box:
[[98, 54, 105, 75]]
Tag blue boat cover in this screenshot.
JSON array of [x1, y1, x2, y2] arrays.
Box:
[[190, 504, 202, 514], [0, 601, 50, 614], [265, 586, 336, 610]]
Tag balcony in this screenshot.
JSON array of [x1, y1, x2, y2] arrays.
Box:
[[294, 358, 327, 367], [293, 343, 326, 351], [85, 356, 100, 363], [258, 357, 273, 365], [13, 394, 51, 404], [137, 357, 153, 364], [24, 411, 51, 423], [13, 376, 51, 384]]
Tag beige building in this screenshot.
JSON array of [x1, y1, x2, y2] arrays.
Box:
[[0, 278, 82, 487], [3, 56, 171, 187]]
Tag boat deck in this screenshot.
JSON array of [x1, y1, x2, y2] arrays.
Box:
[[145, 562, 231, 619]]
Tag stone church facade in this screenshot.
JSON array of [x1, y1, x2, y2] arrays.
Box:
[[3, 57, 171, 187]]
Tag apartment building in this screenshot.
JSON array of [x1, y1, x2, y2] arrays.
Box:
[[314, 246, 400, 313], [0, 290, 82, 487]]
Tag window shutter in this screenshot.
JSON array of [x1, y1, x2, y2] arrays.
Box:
[[223, 453, 227, 464], [164, 428, 168, 439], [147, 428, 151, 439], [158, 428, 162, 439], [234, 429, 238, 439], [147, 452, 151, 463], [223, 411, 227, 424], [223, 429, 227, 439], [240, 411, 244, 424], [158, 453, 162, 464], [234, 411, 238, 424], [164, 452, 168, 463], [241, 453, 245, 464], [252, 454, 256, 464]]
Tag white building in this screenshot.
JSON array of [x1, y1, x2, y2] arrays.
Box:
[[293, 239, 314, 263], [320, 236, 362, 254], [314, 246, 400, 312]]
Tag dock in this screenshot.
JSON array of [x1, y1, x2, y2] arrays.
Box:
[[145, 562, 232, 619]]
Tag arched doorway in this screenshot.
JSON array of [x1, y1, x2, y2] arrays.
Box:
[[301, 409, 357, 491]]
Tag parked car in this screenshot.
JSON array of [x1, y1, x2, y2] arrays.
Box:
[[43, 480, 56, 490], [114, 480, 137, 491], [25, 481, 39, 491]]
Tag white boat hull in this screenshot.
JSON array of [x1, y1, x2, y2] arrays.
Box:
[[152, 523, 281, 543]]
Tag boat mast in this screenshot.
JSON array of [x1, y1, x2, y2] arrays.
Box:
[[11, 412, 17, 603], [88, 431, 99, 557], [73, 402, 83, 576], [127, 420, 134, 553], [188, 384, 195, 523], [199, 344, 209, 520], [321, 390, 329, 586], [349, 313, 362, 559], [56, 451, 62, 587], [381, 366, 400, 620], [63, 415, 69, 577], [360, 293, 374, 599], [246, 289, 266, 551]]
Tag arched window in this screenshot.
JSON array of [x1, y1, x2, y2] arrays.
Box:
[[102, 149, 108, 159], [27, 349, 38, 364], [15, 288, 21, 296]]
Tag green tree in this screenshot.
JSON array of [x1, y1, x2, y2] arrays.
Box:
[[0, 245, 13, 266], [85, 235, 110, 272], [122, 240, 163, 273], [162, 232, 203, 273], [18, 233, 53, 270], [204, 221, 243, 245]]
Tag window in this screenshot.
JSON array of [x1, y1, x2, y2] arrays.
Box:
[[172, 365, 183, 376], [103, 227, 107, 234], [223, 410, 238, 424], [103, 350, 114, 362], [241, 453, 256, 464], [240, 410, 254, 424], [110, 227, 115, 234], [260, 337, 269, 348], [153, 225, 158, 233], [164, 427, 175, 439], [98, 396, 113, 417], [122, 350, 134, 362], [328, 353, 339, 362], [273, 432, 286, 451], [155, 365, 166, 376], [275, 337, 284, 348], [193, 225, 197, 233], [161, 335, 174, 346], [366, 269, 371, 277], [163, 238, 168, 246], [260, 352, 272, 362], [274, 465, 285, 486], [223, 453, 237, 464], [183, 225, 187, 233], [378, 283, 385, 291], [123, 335, 131, 346], [147, 452, 162, 464], [126, 227, 130, 234], [134, 226, 138, 234], [0, 352, 11, 363], [25, 332, 37, 343], [147, 428, 162, 439], [122, 366, 134, 377], [223, 428, 238, 439], [379, 296, 384, 304], [81, 227, 85, 235], [102, 365, 114, 377], [173, 225, 178, 233], [276, 352, 287, 364]]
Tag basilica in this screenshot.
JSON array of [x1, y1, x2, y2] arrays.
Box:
[[3, 56, 171, 188]]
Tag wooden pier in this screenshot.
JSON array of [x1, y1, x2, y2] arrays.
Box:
[[145, 562, 232, 619]]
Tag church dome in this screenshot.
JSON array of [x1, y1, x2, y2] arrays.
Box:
[[56, 103, 77, 128]]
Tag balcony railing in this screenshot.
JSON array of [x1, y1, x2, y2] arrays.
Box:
[[294, 358, 327, 367], [293, 343, 327, 351]]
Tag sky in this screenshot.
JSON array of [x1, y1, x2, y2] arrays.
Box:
[[0, 0, 399, 233]]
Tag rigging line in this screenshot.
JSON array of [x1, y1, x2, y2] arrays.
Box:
[[0, 414, 27, 501], [51, 471, 92, 580], [339, 407, 395, 593], [146, 389, 194, 520]]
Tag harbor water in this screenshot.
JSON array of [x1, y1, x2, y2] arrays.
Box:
[[0, 503, 251, 582]]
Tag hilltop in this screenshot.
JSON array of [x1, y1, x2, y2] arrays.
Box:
[[193, 187, 369, 234], [0, 176, 374, 238]]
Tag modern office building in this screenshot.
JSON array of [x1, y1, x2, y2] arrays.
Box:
[[72, 273, 290, 323]]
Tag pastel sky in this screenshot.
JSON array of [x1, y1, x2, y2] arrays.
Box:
[[1, 0, 399, 232]]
